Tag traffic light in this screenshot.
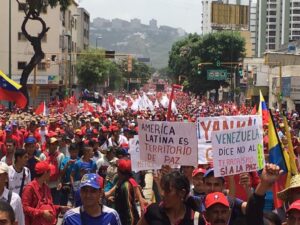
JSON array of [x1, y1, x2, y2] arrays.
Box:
[[197, 63, 203, 75], [127, 55, 132, 72], [238, 63, 243, 78]]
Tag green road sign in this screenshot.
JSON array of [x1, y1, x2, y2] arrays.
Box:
[[207, 69, 228, 81]]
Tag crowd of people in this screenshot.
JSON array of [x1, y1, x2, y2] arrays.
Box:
[[0, 91, 299, 225]]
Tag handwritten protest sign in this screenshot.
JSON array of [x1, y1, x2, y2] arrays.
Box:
[[197, 115, 263, 164], [129, 136, 160, 172], [138, 119, 198, 167], [211, 124, 264, 177]]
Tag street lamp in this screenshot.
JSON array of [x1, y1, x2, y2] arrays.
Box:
[[96, 36, 102, 48]]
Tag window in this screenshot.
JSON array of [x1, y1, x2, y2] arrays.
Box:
[[18, 62, 26, 70], [18, 32, 26, 41], [292, 24, 300, 28], [18, 3, 27, 11], [269, 44, 276, 49], [293, 10, 300, 14], [37, 62, 46, 71], [269, 31, 276, 36], [269, 18, 276, 22]]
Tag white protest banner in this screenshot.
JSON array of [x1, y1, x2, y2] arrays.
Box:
[[138, 119, 198, 167], [197, 115, 263, 164], [129, 136, 161, 172], [211, 124, 264, 177]]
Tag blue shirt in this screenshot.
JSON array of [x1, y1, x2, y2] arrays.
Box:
[[63, 205, 122, 225], [60, 157, 79, 183], [72, 159, 97, 181]]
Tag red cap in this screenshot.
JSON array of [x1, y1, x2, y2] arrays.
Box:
[[101, 126, 108, 132], [192, 168, 206, 177], [46, 131, 57, 138], [120, 143, 129, 149], [118, 159, 132, 173], [35, 161, 51, 175], [110, 126, 120, 132], [205, 192, 229, 209], [92, 129, 99, 134], [287, 200, 300, 213]]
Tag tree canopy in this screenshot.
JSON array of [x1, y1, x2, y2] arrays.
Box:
[[168, 32, 245, 95], [76, 49, 123, 91]]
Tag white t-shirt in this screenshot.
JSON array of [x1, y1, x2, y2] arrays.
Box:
[[8, 166, 31, 196], [108, 135, 128, 147], [96, 156, 110, 171], [0, 188, 25, 225]]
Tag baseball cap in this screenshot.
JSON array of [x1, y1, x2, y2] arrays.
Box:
[[0, 162, 8, 174], [203, 168, 225, 182], [5, 125, 12, 132], [192, 168, 207, 177], [205, 192, 230, 209], [49, 137, 58, 144], [35, 161, 51, 175], [24, 137, 36, 144], [287, 200, 300, 213], [117, 159, 132, 173], [80, 173, 102, 190]]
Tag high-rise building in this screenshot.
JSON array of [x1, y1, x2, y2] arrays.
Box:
[[0, 0, 89, 105], [201, 0, 250, 34], [248, 0, 300, 57]]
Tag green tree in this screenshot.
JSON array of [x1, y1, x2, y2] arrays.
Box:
[[76, 49, 122, 90], [120, 58, 153, 90], [16, 0, 70, 106], [168, 32, 245, 97]]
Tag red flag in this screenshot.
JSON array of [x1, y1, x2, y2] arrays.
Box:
[[251, 104, 257, 115], [35, 101, 46, 115], [273, 174, 287, 208], [83, 101, 94, 113]]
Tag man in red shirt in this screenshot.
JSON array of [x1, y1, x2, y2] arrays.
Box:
[[22, 161, 69, 225], [11, 121, 23, 148]]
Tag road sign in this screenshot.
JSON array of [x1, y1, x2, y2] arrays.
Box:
[[207, 69, 228, 81]]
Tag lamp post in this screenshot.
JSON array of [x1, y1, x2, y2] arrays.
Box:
[[96, 36, 102, 48], [8, 0, 12, 108]]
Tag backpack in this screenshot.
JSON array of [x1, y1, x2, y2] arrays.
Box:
[[45, 151, 60, 182]]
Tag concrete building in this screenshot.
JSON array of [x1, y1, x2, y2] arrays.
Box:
[[77, 8, 90, 52], [251, 0, 300, 57], [243, 52, 300, 112], [149, 19, 158, 30], [201, 0, 250, 35], [0, 0, 88, 106]]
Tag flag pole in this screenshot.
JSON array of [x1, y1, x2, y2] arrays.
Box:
[[166, 84, 182, 121]]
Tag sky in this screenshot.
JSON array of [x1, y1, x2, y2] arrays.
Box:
[[79, 0, 203, 34]]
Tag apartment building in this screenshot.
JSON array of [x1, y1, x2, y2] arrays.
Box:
[[0, 0, 89, 105]]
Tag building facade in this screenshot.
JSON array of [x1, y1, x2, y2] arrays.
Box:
[[0, 0, 89, 106]]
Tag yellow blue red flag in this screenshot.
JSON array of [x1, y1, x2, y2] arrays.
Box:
[[0, 70, 27, 108]]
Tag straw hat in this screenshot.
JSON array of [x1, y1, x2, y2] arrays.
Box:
[[277, 174, 300, 201]]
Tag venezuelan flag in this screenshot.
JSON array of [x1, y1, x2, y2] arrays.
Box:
[[0, 70, 27, 108], [269, 110, 289, 208], [268, 110, 288, 172], [258, 90, 269, 125]]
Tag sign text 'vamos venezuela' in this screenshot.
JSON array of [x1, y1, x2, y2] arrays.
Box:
[[138, 119, 198, 167]]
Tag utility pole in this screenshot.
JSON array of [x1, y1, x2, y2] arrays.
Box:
[[8, 0, 12, 109]]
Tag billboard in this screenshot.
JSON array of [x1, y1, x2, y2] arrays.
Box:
[[211, 2, 249, 28]]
